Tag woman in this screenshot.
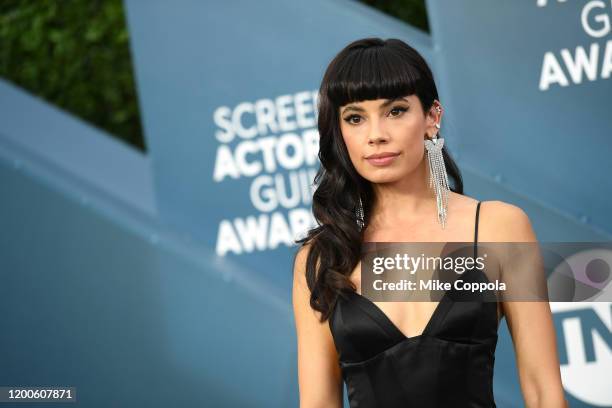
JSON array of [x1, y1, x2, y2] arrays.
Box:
[[292, 38, 567, 407]]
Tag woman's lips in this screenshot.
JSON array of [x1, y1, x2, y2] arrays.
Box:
[[365, 153, 400, 166]]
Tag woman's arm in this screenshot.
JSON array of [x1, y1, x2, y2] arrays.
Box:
[[486, 201, 568, 408], [292, 243, 344, 408]]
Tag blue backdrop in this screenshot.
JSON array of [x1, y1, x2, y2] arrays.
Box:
[[0, 0, 610, 406]]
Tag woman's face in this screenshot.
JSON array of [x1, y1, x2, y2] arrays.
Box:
[[338, 95, 439, 184]]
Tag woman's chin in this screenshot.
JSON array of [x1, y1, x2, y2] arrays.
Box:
[[363, 172, 403, 184]]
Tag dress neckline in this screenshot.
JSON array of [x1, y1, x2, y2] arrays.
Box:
[[345, 289, 452, 341], [339, 201, 483, 341]]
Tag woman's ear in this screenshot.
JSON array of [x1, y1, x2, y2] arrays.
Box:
[[427, 101, 443, 133]]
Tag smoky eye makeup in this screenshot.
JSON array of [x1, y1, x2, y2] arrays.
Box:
[[389, 106, 409, 115], [343, 114, 361, 125], [342, 105, 409, 125]]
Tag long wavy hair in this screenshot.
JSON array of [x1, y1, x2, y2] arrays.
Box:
[[294, 37, 463, 322]]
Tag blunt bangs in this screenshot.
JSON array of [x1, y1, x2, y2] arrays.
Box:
[[325, 44, 423, 108]]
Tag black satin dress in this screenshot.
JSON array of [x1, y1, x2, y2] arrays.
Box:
[[329, 201, 500, 407]]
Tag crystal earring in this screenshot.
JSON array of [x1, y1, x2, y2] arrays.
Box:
[[355, 196, 365, 230], [424, 124, 450, 229]]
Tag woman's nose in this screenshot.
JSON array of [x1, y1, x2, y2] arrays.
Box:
[[368, 123, 389, 144]]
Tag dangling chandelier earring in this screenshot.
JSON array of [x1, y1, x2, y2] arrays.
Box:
[[424, 106, 450, 229]]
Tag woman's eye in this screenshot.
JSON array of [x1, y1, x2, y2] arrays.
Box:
[[389, 106, 408, 117], [343, 115, 362, 125]]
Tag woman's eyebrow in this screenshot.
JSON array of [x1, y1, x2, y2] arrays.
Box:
[[341, 97, 409, 114]]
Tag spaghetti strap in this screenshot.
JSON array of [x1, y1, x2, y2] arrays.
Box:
[[474, 201, 482, 259]]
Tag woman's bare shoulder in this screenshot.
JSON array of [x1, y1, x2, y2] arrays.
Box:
[[479, 200, 537, 242]]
